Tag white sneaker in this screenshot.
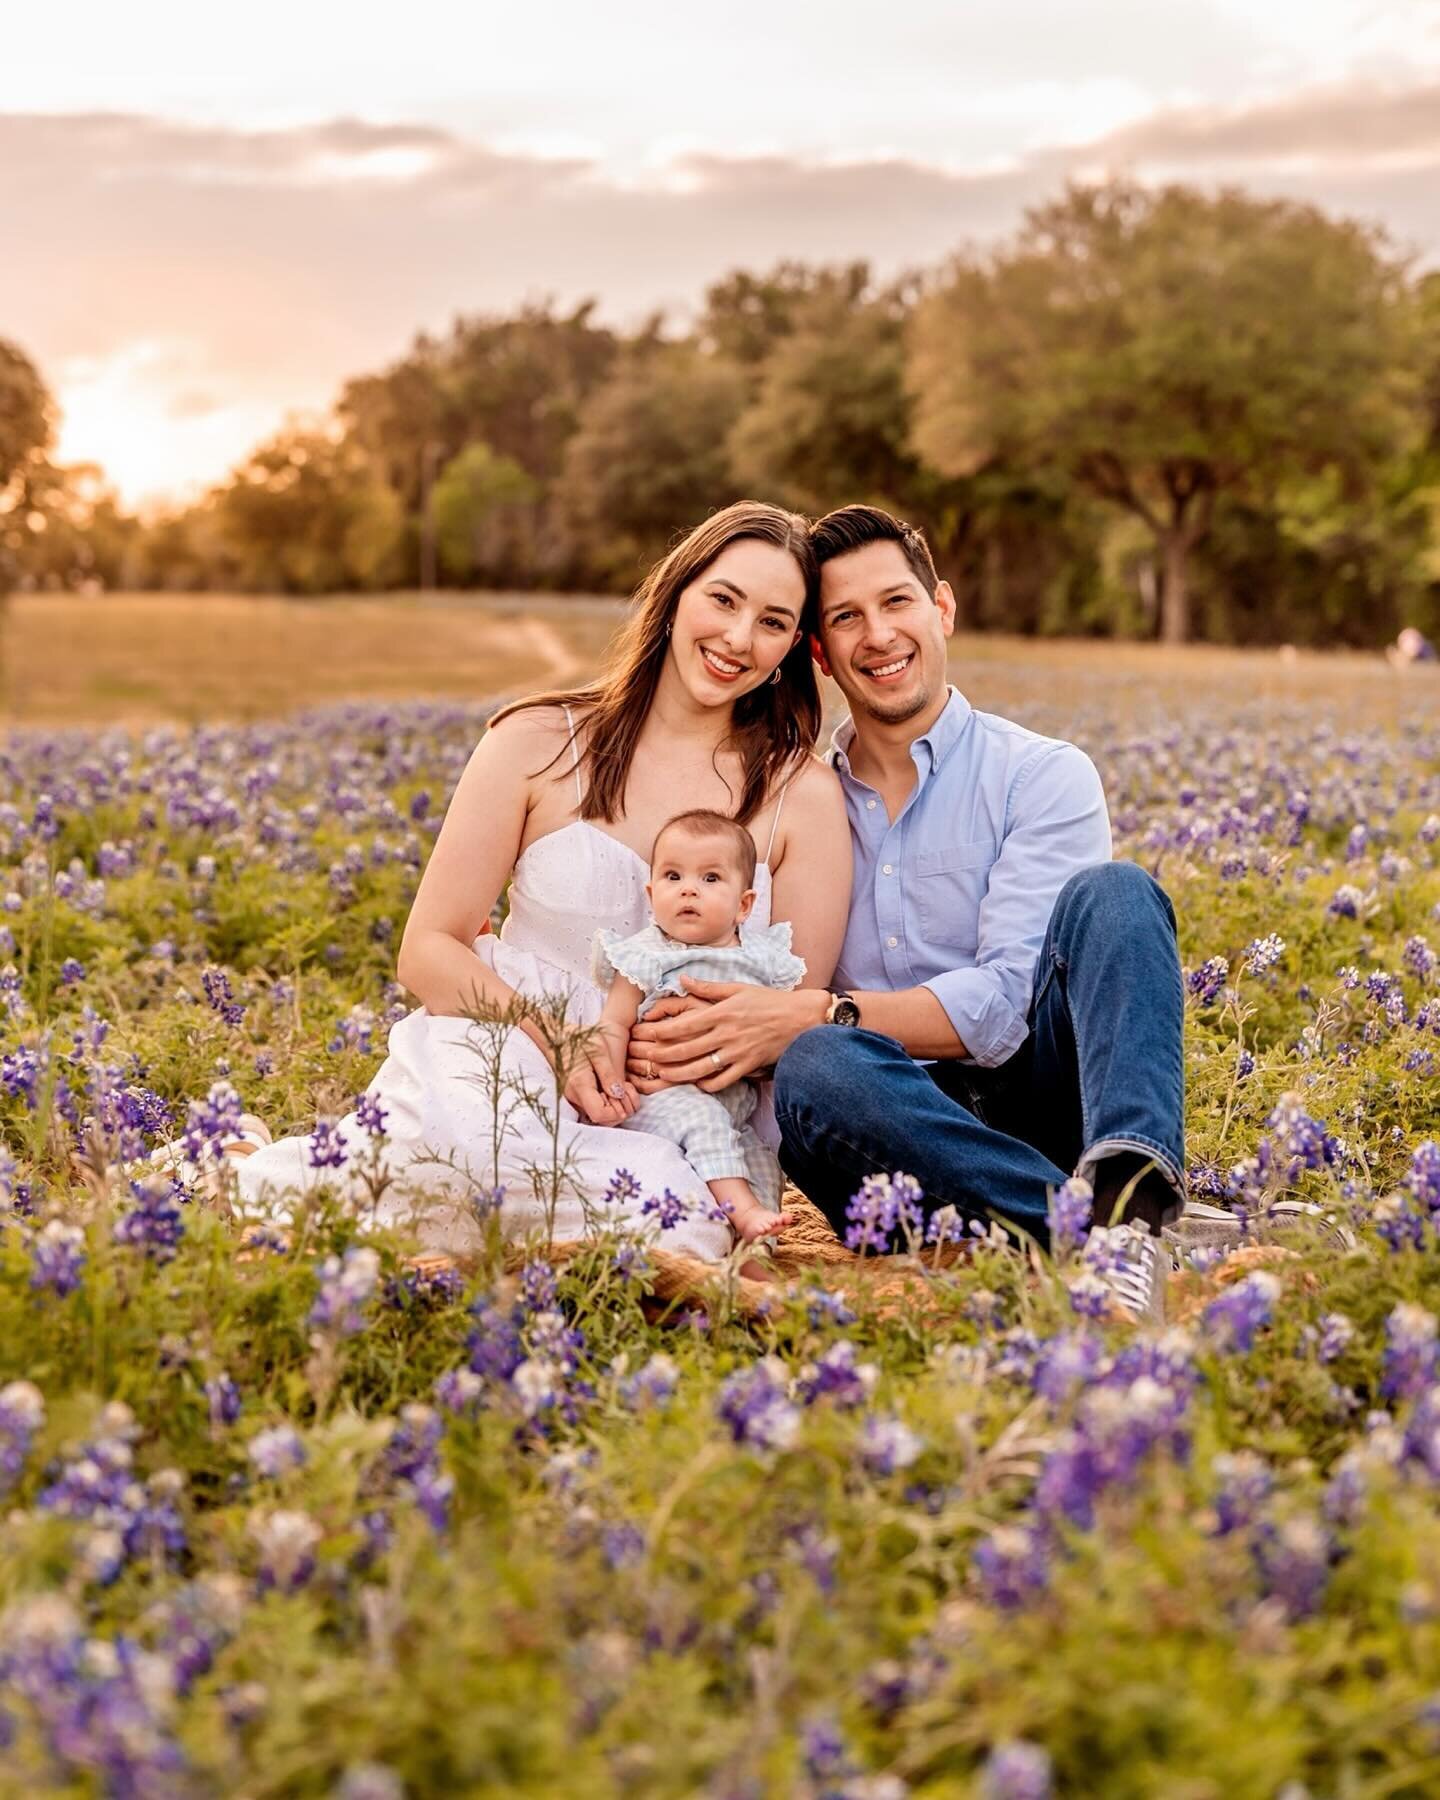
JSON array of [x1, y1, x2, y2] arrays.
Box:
[[1095, 1228, 1169, 1321], [1167, 1198, 1355, 1255]]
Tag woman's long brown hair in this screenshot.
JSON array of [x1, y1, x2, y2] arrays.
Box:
[[492, 501, 821, 826]]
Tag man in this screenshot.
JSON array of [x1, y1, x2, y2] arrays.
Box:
[[631, 504, 1185, 1314]]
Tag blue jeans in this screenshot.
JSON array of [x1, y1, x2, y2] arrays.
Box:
[[773, 862, 1185, 1247]]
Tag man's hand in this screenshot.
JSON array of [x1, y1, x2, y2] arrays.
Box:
[[628, 980, 827, 1091]]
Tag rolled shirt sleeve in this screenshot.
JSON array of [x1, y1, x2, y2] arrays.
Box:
[[922, 744, 1111, 1065]]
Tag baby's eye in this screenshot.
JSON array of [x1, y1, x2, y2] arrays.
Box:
[[703, 872, 720, 882], [662, 870, 680, 880]]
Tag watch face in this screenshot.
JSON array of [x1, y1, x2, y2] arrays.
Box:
[[833, 997, 861, 1027]]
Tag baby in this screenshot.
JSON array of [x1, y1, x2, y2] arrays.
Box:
[[566, 808, 803, 1267]]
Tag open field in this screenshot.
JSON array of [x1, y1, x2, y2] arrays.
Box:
[[3, 586, 1433, 732], [0, 632, 1439, 1793]]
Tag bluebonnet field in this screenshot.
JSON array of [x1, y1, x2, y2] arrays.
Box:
[[1, 653, 1439, 1798]]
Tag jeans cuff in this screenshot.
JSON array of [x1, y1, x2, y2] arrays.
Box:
[[1077, 1136, 1187, 1206]]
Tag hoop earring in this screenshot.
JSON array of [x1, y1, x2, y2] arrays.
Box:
[[770, 667, 782, 685]]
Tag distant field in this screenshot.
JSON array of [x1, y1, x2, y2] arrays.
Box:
[[2, 587, 1433, 729]]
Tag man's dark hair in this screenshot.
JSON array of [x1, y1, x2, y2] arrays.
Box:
[[810, 504, 939, 600], [651, 809, 758, 887]]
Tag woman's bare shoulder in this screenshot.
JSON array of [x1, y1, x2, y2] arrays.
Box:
[[484, 701, 578, 747], [785, 750, 845, 810]]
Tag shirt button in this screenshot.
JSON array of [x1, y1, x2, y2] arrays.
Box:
[[887, 935, 898, 948], [882, 863, 893, 875], [866, 799, 877, 810]]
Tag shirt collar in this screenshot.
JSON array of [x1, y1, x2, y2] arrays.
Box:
[[828, 686, 972, 779]]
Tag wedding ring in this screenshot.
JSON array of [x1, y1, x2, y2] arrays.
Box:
[[709, 1050, 724, 1070], [645, 1060, 658, 1081]]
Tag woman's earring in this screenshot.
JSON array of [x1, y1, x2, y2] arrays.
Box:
[[770, 667, 783, 685], [664, 622, 672, 638]]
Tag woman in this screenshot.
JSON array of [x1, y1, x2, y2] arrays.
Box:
[[233, 503, 852, 1259]]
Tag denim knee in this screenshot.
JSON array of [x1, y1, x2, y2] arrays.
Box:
[[775, 1025, 887, 1126], [1052, 860, 1175, 937]]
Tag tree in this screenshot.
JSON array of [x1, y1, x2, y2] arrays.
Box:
[[431, 443, 538, 584], [208, 427, 404, 594], [0, 338, 56, 594], [909, 181, 1425, 642], [561, 344, 746, 586], [727, 268, 928, 518]]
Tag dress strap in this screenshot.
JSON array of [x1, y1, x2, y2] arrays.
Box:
[[763, 772, 793, 864], [560, 703, 584, 812]]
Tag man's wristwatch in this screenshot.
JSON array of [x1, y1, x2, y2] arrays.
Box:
[[825, 988, 861, 1027]]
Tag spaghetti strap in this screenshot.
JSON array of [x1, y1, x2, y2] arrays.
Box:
[[763, 774, 792, 863], [561, 704, 584, 812]]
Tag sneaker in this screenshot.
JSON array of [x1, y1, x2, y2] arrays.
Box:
[[1095, 1227, 1169, 1321], [1167, 1198, 1356, 1256]]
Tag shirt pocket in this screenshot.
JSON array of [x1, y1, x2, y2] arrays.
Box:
[[913, 840, 993, 951]]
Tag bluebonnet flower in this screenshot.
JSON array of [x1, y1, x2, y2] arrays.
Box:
[[844, 1170, 924, 1254], [1314, 1312, 1355, 1365], [973, 1523, 1052, 1610], [716, 1357, 800, 1452], [469, 1183, 506, 1224], [520, 1258, 558, 1311], [1404, 935, 1437, 983], [1404, 1142, 1440, 1214], [641, 1188, 690, 1231], [309, 1246, 381, 1338], [1210, 1451, 1272, 1535], [1031, 1331, 1105, 1405], [982, 1741, 1053, 1800], [250, 1507, 322, 1592], [247, 1424, 306, 1479], [385, 1260, 466, 1310], [602, 1168, 643, 1208], [1202, 1271, 1281, 1353], [113, 1174, 185, 1263], [611, 1239, 652, 1281], [797, 1341, 878, 1410], [618, 1353, 680, 1410], [1186, 956, 1229, 1003], [30, 1219, 86, 1297], [511, 1357, 562, 1421], [37, 1406, 187, 1582], [1047, 1177, 1092, 1257], [859, 1414, 924, 1477], [466, 1293, 526, 1384], [1373, 1191, 1429, 1253], [205, 1375, 242, 1430], [328, 1004, 378, 1055], [1328, 884, 1366, 920], [1235, 1048, 1255, 1079], [924, 1202, 969, 1246], [307, 1116, 350, 1172], [1266, 1092, 1339, 1176], [57, 957, 85, 987], [1381, 1303, 1438, 1401], [380, 1404, 452, 1534], [0, 1380, 45, 1497], [181, 1078, 244, 1162], [1402, 1387, 1440, 1482], [602, 1522, 646, 1570], [1243, 934, 1286, 976], [807, 1288, 858, 1328], [434, 1367, 484, 1418], [354, 1092, 388, 1138], [1253, 1513, 1334, 1620], [201, 966, 246, 1026]]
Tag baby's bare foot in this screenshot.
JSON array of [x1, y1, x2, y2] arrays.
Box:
[[731, 1206, 794, 1245]]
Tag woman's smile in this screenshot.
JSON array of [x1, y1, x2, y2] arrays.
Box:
[[698, 644, 749, 682]]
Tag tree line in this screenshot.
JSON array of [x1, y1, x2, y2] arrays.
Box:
[[3, 179, 1438, 645]]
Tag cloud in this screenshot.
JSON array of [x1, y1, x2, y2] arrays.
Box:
[[1096, 77, 1440, 168], [1, 93, 1436, 502]]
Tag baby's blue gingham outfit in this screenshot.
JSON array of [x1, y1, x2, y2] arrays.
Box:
[[594, 920, 806, 1209]]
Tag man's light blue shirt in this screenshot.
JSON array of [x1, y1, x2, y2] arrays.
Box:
[[829, 687, 1112, 1067]]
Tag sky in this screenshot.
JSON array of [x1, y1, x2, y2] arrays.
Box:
[[4, 0, 1440, 507]]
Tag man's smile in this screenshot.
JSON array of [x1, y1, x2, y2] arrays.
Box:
[[856, 650, 915, 684]]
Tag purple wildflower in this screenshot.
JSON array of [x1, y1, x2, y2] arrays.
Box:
[[0, 1381, 45, 1497], [618, 1353, 680, 1410], [973, 1523, 1051, 1610], [797, 1341, 878, 1410], [1253, 1513, 1334, 1620], [1047, 1177, 1093, 1257], [641, 1188, 690, 1231], [205, 1375, 242, 1430], [1243, 933, 1286, 976], [201, 966, 246, 1026], [250, 1507, 321, 1592], [306, 1116, 350, 1172], [601, 1168, 643, 1208], [1202, 1271, 1281, 1353], [1210, 1451, 1272, 1536], [982, 1740, 1054, 1800], [113, 1174, 185, 1263], [309, 1246, 381, 1338], [247, 1424, 306, 1479], [858, 1413, 924, 1476], [1382, 1303, 1438, 1401], [1186, 956, 1229, 1004], [844, 1170, 925, 1254], [354, 1092, 388, 1138], [716, 1357, 800, 1452], [30, 1220, 86, 1297]]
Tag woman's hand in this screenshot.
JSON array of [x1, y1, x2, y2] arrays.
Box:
[[564, 1033, 639, 1125], [628, 979, 827, 1091]]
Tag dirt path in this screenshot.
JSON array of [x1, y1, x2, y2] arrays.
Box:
[[514, 615, 587, 686]]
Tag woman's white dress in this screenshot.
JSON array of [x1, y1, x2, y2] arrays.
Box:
[[234, 819, 783, 1261]]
